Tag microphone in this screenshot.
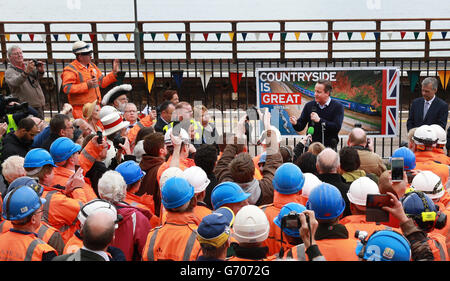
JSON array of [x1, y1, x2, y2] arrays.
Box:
[[305, 126, 314, 147], [311, 105, 317, 126]]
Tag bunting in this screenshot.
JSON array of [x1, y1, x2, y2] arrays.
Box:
[[229, 72, 243, 93], [241, 33, 247, 41], [199, 71, 212, 92], [407, 71, 421, 93], [400, 31, 406, 39], [347, 32, 353, 40], [17, 34, 22, 41], [427, 32, 433, 40], [228, 32, 235, 41], [442, 31, 448, 39], [5, 34, 10, 41], [142, 72, 155, 94], [89, 33, 95, 41], [374, 32, 380, 40], [171, 70, 184, 90], [387, 32, 393, 40], [176, 33, 182, 41], [101, 33, 107, 41], [414, 32, 420, 40], [320, 33, 327, 40], [215, 33, 221, 41], [126, 33, 132, 41], [203, 33, 209, 41], [65, 33, 71, 41], [255, 33, 261, 41], [164, 33, 170, 41], [438, 71, 450, 90], [0, 72, 4, 88], [151, 33, 157, 41], [140, 32, 144, 41], [360, 32, 366, 40], [29, 33, 34, 41], [77, 33, 83, 41], [113, 34, 119, 41], [268, 32, 274, 41], [294, 32, 300, 40], [307, 32, 313, 41], [333, 32, 340, 40], [281, 32, 287, 41]]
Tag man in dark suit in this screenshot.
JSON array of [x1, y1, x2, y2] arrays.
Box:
[[289, 79, 344, 149], [154, 100, 175, 133], [407, 77, 448, 132]]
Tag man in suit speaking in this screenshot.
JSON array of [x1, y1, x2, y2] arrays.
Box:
[[289, 79, 344, 150], [407, 77, 448, 132]]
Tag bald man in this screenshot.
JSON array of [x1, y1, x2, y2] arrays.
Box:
[[316, 148, 351, 217], [347, 127, 386, 178]]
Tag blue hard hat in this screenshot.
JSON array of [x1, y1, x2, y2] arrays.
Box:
[[2, 186, 46, 221], [306, 183, 345, 220], [8, 176, 43, 197], [401, 191, 438, 232], [161, 177, 194, 209], [355, 230, 411, 261], [273, 163, 305, 194], [50, 137, 82, 163], [115, 160, 146, 185], [24, 148, 56, 168], [211, 181, 251, 210], [273, 202, 306, 237], [392, 147, 416, 170]]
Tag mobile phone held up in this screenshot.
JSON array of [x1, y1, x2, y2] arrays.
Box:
[[365, 194, 391, 222], [391, 157, 404, 182]]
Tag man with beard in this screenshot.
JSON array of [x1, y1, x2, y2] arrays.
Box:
[[101, 84, 131, 114], [0, 117, 38, 162]]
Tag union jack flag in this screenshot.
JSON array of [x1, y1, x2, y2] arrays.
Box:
[[381, 68, 400, 136]]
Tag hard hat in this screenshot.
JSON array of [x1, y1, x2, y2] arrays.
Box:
[[101, 84, 132, 106], [72, 41, 93, 54], [24, 148, 56, 168], [182, 166, 210, 193], [78, 199, 119, 227], [301, 173, 322, 198], [273, 202, 307, 238], [392, 147, 416, 170], [232, 205, 270, 243], [161, 177, 194, 209], [164, 127, 190, 145], [258, 125, 282, 145], [2, 186, 46, 221], [413, 125, 437, 146], [430, 124, 446, 145], [355, 230, 411, 261], [306, 183, 345, 220], [347, 177, 380, 206], [400, 190, 446, 232], [410, 170, 444, 200], [272, 163, 305, 194], [50, 137, 82, 163], [115, 160, 145, 185], [8, 176, 43, 197], [211, 181, 251, 210], [160, 167, 184, 188], [99, 105, 119, 121]]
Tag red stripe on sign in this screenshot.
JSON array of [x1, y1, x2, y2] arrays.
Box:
[[103, 118, 123, 129], [261, 93, 301, 105]]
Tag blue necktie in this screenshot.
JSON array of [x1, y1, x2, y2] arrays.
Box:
[[423, 101, 430, 119]]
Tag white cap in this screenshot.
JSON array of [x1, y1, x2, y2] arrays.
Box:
[[182, 166, 210, 193], [411, 170, 444, 200], [233, 205, 270, 243], [301, 173, 322, 198], [347, 177, 380, 206], [102, 84, 132, 106], [160, 167, 184, 188]]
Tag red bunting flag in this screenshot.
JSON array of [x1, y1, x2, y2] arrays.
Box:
[[230, 72, 243, 93], [400, 31, 406, 39], [29, 34, 34, 41], [268, 32, 274, 41], [203, 33, 209, 41], [89, 33, 95, 41], [334, 32, 340, 40]]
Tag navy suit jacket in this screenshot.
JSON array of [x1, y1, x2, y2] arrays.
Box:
[[406, 96, 448, 132]]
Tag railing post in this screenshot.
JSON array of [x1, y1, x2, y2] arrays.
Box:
[[90, 23, 99, 63], [0, 23, 7, 63], [231, 22, 237, 63], [185, 22, 191, 61], [375, 20, 381, 62], [280, 21, 285, 63], [327, 21, 333, 63], [44, 23, 53, 63], [424, 19, 431, 61], [138, 22, 144, 63]]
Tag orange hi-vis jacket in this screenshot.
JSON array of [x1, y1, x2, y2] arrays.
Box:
[[0, 229, 57, 261], [63, 232, 83, 254], [427, 232, 449, 261], [228, 255, 277, 261], [314, 224, 359, 261], [415, 160, 449, 187], [260, 191, 302, 256], [124, 192, 160, 229], [252, 154, 263, 180], [142, 211, 202, 261], [431, 148, 450, 165], [432, 201, 450, 255], [51, 166, 98, 203], [0, 220, 65, 255], [62, 60, 117, 119], [340, 215, 402, 238], [437, 190, 450, 209], [193, 205, 212, 222], [416, 150, 450, 165], [127, 115, 154, 145], [78, 139, 102, 177], [42, 185, 83, 244]]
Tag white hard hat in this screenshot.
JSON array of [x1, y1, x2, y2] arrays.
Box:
[[182, 166, 210, 193], [72, 41, 93, 54], [99, 105, 119, 121], [102, 84, 132, 106], [232, 205, 270, 243], [347, 177, 380, 206], [301, 173, 322, 198], [430, 124, 446, 145], [410, 170, 444, 200], [413, 125, 438, 146], [77, 199, 119, 227], [160, 167, 184, 188], [258, 125, 282, 145], [164, 127, 190, 145]]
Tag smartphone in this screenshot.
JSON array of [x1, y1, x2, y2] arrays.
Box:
[[391, 157, 404, 182], [246, 106, 260, 121], [366, 194, 391, 222], [97, 131, 103, 144]]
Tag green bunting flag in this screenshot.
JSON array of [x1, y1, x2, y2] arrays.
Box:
[[408, 71, 421, 93]]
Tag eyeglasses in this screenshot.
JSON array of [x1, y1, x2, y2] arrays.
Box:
[[125, 110, 137, 113]]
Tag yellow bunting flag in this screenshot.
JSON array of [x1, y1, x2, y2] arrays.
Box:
[[164, 33, 170, 41], [142, 72, 155, 93], [427, 32, 434, 40], [360, 32, 366, 40], [65, 33, 71, 41], [438, 71, 450, 90], [295, 32, 301, 40], [0, 72, 4, 88], [5, 34, 10, 41], [126, 33, 132, 41], [228, 32, 235, 41]]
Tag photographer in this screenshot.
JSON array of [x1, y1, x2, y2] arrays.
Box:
[[5, 46, 46, 119], [0, 117, 38, 163]]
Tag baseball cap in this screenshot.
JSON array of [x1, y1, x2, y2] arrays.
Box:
[[196, 207, 235, 248]]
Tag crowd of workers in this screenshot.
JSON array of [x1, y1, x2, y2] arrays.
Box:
[[0, 41, 449, 262]]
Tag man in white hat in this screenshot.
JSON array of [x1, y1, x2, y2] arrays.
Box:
[[61, 41, 120, 119], [101, 84, 132, 114]]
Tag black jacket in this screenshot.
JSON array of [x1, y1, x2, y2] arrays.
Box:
[[407, 96, 448, 132], [0, 132, 32, 162]]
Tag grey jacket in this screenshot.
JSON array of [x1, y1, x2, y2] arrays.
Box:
[[5, 63, 45, 109]]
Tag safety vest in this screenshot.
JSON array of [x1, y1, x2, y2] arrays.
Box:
[[42, 186, 83, 243], [0, 229, 57, 261], [431, 149, 450, 165], [51, 165, 98, 203], [6, 114, 17, 133], [142, 212, 201, 261], [427, 232, 449, 261], [78, 139, 102, 176], [0, 220, 61, 246], [252, 154, 263, 180], [228, 255, 276, 261], [162, 119, 203, 144], [127, 115, 154, 145], [415, 161, 449, 187], [193, 205, 212, 222], [124, 192, 160, 229], [63, 232, 83, 254]]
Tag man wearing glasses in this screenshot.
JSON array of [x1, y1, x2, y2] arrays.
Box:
[[61, 41, 119, 119]]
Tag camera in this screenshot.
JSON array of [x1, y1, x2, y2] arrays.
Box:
[[281, 211, 309, 229], [32, 59, 43, 67], [113, 134, 126, 149]]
